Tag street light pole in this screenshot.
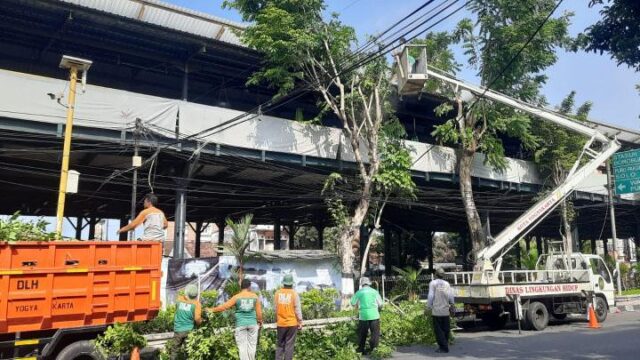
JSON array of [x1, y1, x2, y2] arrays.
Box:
[[606, 160, 622, 296], [129, 118, 142, 240], [55, 56, 92, 236]]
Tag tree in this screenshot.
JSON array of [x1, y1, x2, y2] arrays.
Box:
[[224, 0, 414, 298], [392, 266, 425, 302], [579, 0, 640, 71], [427, 0, 571, 265], [532, 91, 592, 254], [224, 213, 254, 281]]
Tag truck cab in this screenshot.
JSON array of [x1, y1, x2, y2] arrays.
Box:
[[538, 253, 615, 308]]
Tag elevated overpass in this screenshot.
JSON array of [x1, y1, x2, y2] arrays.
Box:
[[0, 0, 639, 257]]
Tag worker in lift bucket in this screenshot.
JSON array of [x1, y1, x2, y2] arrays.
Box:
[[117, 193, 168, 241], [350, 276, 383, 355], [172, 284, 202, 359], [427, 267, 455, 353]]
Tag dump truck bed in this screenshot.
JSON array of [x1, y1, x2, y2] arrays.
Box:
[[0, 241, 162, 334]]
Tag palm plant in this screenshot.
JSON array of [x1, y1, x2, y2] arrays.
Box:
[[225, 214, 254, 282], [520, 239, 539, 270], [392, 266, 425, 302]]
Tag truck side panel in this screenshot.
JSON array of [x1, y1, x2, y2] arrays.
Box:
[[0, 241, 162, 334]]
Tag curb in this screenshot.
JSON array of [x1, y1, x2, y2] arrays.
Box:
[[611, 304, 640, 313]]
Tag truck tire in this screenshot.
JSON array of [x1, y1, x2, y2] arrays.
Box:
[[595, 296, 608, 323], [56, 340, 103, 360], [526, 301, 549, 331]]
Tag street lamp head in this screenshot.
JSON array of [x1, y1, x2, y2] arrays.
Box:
[[59, 55, 92, 71], [60, 55, 92, 93]]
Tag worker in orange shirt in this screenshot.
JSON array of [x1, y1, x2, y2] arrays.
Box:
[[274, 274, 303, 360], [209, 279, 263, 360], [117, 193, 168, 241]]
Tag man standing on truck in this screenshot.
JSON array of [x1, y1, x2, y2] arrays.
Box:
[[210, 279, 263, 360], [350, 277, 383, 355], [172, 284, 202, 359], [117, 193, 168, 241], [427, 267, 455, 353], [275, 274, 303, 360]]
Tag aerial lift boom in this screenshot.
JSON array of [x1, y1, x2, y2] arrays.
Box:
[[394, 49, 621, 281]]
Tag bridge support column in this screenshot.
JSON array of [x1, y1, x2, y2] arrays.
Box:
[[119, 217, 128, 241], [88, 217, 97, 240], [288, 222, 298, 250], [427, 231, 434, 273], [173, 187, 187, 259], [194, 220, 203, 258], [315, 224, 325, 250], [75, 217, 83, 240], [274, 218, 281, 250]]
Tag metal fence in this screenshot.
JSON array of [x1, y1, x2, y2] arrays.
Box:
[[368, 275, 435, 301]]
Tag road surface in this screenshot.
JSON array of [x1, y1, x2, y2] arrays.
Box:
[[392, 312, 640, 360]]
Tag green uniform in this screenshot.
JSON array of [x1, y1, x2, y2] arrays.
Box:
[[350, 286, 383, 321], [212, 289, 263, 327], [174, 299, 197, 332]]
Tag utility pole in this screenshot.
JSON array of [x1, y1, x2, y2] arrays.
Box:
[[55, 56, 92, 236], [606, 160, 622, 296], [129, 118, 142, 240]]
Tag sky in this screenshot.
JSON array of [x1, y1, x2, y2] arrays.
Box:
[[165, 0, 640, 130], [17, 1, 639, 239]]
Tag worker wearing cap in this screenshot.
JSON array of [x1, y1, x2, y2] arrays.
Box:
[[274, 274, 303, 360], [210, 279, 263, 360], [427, 267, 455, 353], [172, 284, 202, 359], [350, 277, 383, 355]]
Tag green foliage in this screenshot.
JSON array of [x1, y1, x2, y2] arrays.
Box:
[[622, 288, 640, 296], [94, 322, 147, 357], [224, 0, 354, 98], [224, 272, 243, 298], [370, 343, 395, 359], [380, 302, 437, 347], [430, 0, 572, 164], [532, 91, 592, 238], [519, 240, 539, 270], [300, 288, 339, 320], [133, 306, 176, 334], [152, 299, 442, 359], [433, 233, 459, 263], [200, 290, 219, 308], [225, 214, 254, 277], [578, 0, 640, 71], [373, 119, 416, 199], [322, 173, 350, 228], [391, 267, 425, 301], [0, 212, 58, 241]]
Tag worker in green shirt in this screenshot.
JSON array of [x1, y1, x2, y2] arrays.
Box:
[[350, 277, 383, 355], [210, 279, 263, 360], [172, 284, 202, 359]]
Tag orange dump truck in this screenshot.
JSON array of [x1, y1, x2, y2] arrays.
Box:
[[0, 241, 162, 360]]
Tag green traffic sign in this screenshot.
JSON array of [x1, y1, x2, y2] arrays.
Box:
[[612, 149, 640, 194]]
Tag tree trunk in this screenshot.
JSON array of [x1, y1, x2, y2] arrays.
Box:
[[560, 201, 573, 255], [458, 147, 485, 265], [337, 180, 371, 305]]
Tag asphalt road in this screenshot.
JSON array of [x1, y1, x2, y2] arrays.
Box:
[[392, 311, 640, 360]]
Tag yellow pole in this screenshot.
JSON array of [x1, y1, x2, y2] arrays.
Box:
[[55, 66, 79, 236]]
